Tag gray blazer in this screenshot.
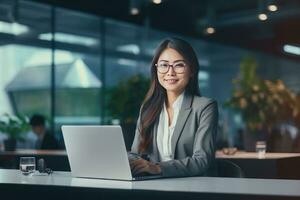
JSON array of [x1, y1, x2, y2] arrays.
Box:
[[131, 93, 218, 178]]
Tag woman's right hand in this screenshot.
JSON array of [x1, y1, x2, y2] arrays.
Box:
[[129, 158, 161, 176]]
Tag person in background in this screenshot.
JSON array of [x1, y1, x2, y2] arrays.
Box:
[[30, 114, 59, 150], [130, 37, 218, 178], [16, 130, 37, 149]]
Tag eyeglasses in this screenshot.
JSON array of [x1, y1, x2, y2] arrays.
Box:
[[155, 60, 187, 74]]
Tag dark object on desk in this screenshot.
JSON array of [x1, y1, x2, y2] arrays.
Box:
[[37, 158, 53, 174], [217, 160, 245, 178]]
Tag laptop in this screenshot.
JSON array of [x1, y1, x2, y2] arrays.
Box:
[[61, 125, 162, 181]]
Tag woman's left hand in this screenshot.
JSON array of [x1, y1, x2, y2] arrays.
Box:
[[130, 158, 161, 176]]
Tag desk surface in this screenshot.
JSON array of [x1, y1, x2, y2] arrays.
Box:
[[2, 149, 300, 159], [1, 169, 300, 197], [216, 151, 300, 159]]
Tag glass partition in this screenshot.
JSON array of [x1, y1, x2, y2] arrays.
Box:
[[53, 8, 101, 143]]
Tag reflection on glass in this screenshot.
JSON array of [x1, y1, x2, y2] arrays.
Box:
[[39, 32, 98, 46]]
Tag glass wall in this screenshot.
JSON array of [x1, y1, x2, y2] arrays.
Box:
[[0, 0, 299, 151], [53, 8, 101, 141], [0, 0, 52, 148], [0, 0, 52, 117]]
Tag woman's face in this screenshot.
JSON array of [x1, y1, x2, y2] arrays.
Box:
[[156, 48, 191, 95]]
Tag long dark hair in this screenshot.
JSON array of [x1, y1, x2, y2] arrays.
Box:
[[138, 37, 201, 153]]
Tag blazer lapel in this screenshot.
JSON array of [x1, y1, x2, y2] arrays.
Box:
[[150, 120, 160, 162], [171, 94, 193, 159]]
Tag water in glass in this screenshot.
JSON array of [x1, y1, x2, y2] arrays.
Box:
[[20, 157, 36, 175]]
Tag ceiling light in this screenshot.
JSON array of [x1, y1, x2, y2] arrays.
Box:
[[257, 0, 268, 21], [283, 45, 300, 55], [258, 13, 268, 21], [268, 4, 278, 12], [201, 4, 216, 35], [117, 44, 140, 55], [152, 0, 162, 4], [129, 0, 140, 15], [130, 7, 139, 15], [205, 27, 215, 34]]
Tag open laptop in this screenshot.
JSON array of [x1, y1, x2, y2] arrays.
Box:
[[61, 125, 162, 181]]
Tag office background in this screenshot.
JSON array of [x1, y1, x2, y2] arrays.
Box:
[[0, 0, 300, 151]]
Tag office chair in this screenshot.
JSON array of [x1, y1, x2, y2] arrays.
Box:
[[217, 159, 245, 178]]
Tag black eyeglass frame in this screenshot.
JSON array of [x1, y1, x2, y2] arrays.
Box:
[[155, 61, 187, 74]]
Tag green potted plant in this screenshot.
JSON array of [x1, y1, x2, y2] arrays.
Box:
[[106, 74, 150, 150], [225, 56, 299, 151], [0, 114, 29, 151]]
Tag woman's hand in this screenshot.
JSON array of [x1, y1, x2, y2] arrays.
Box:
[[130, 158, 161, 176]]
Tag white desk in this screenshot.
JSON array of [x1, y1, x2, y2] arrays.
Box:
[[2, 151, 300, 179], [1, 169, 300, 199], [216, 151, 300, 159]]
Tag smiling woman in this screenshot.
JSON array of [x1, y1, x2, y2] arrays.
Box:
[[130, 37, 219, 178]]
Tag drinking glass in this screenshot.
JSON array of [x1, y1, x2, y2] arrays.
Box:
[[19, 157, 36, 175], [256, 141, 267, 159]]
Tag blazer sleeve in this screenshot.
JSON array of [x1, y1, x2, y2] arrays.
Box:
[[159, 100, 218, 177]]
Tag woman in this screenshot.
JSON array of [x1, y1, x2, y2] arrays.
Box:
[[130, 37, 218, 178]]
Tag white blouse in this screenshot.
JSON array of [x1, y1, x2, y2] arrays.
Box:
[[157, 92, 184, 162]]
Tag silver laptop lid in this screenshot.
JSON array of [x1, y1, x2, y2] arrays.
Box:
[[62, 125, 133, 180]]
